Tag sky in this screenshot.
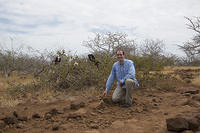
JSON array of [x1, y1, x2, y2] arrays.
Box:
[[0, 0, 200, 56]]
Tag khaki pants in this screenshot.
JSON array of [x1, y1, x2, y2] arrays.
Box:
[[112, 79, 136, 105]]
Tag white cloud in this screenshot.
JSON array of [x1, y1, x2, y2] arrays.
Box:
[[0, 0, 200, 55]]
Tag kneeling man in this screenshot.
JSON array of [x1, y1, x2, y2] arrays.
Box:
[[103, 50, 139, 107]]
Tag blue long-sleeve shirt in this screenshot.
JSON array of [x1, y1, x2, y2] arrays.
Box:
[[105, 59, 139, 92]]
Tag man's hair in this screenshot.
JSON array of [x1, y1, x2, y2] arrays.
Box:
[[116, 50, 125, 55]]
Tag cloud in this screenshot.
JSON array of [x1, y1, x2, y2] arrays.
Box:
[[0, 0, 200, 55], [0, 17, 13, 24], [89, 24, 137, 35], [0, 28, 27, 34]]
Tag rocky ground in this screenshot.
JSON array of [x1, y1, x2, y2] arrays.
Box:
[[0, 83, 200, 133]]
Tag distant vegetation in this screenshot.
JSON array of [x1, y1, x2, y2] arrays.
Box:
[[0, 17, 200, 98]]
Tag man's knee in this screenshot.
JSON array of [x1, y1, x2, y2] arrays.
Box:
[[112, 95, 120, 103], [125, 79, 135, 86]]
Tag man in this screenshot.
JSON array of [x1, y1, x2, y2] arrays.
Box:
[[103, 50, 139, 107]]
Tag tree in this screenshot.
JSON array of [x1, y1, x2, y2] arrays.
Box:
[[140, 39, 165, 56], [83, 32, 137, 57], [179, 17, 200, 62], [0, 38, 53, 77], [139, 39, 166, 70]]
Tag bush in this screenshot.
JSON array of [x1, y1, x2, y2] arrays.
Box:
[[37, 52, 116, 90]]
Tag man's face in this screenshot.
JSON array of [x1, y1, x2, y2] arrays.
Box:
[[117, 50, 125, 62]]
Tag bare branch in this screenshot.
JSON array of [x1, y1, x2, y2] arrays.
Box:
[[83, 32, 137, 57]]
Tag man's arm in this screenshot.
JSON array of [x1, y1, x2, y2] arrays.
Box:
[[120, 62, 135, 84], [120, 62, 139, 87], [104, 65, 116, 94]]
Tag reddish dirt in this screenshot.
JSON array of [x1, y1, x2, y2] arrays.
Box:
[[0, 85, 200, 133]]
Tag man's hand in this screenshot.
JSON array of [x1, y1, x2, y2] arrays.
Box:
[[103, 90, 107, 96], [120, 82, 124, 87]]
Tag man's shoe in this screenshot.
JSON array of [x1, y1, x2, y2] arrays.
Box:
[[122, 103, 131, 108]]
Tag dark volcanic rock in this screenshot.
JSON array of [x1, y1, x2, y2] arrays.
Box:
[[70, 102, 85, 110], [16, 123, 25, 129], [48, 108, 59, 116], [18, 116, 28, 121], [13, 111, 18, 118], [192, 95, 200, 102], [52, 125, 59, 131], [44, 113, 52, 120], [166, 115, 200, 132], [187, 118, 200, 131], [1, 116, 18, 125], [48, 108, 63, 115], [184, 90, 199, 95], [67, 113, 82, 120], [103, 97, 113, 104], [166, 117, 189, 132], [90, 123, 99, 129], [32, 113, 41, 119], [44, 108, 63, 120]]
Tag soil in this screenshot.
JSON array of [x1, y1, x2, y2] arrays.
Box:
[[0, 84, 200, 133]]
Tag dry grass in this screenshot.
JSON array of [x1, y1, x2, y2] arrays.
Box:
[[191, 76, 200, 86], [164, 66, 200, 71], [164, 66, 200, 87], [0, 74, 34, 90], [0, 97, 21, 107], [150, 66, 200, 87], [0, 73, 35, 107], [1, 66, 200, 107]]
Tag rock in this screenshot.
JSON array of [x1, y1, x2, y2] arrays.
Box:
[[67, 108, 87, 120], [74, 108, 87, 114], [67, 113, 82, 120], [102, 98, 112, 104], [166, 117, 189, 132], [18, 116, 28, 122], [90, 124, 99, 129], [152, 99, 157, 102], [45, 108, 63, 120], [187, 118, 200, 131], [154, 103, 158, 106], [70, 102, 85, 110], [192, 96, 200, 101], [32, 113, 40, 119], [13, 111, 18, 118], [164, 112, 169, 115], [185, 79, 191, 84], [184, 90, 199, 95], [182, 100, 199, 107], [16, 123, 25, 129], [44, 113, 52, 120], [96, 101, 105, 110], [52, 125, 59, 131], [90, 112, 97, 116], [48, 108, 60, 116], [2, 116, 18, 125], [13, 111, 28, 122]]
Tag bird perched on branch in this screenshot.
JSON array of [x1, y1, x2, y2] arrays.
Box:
[[88, 54, 100, 68], [54, 56, 61, 65]]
